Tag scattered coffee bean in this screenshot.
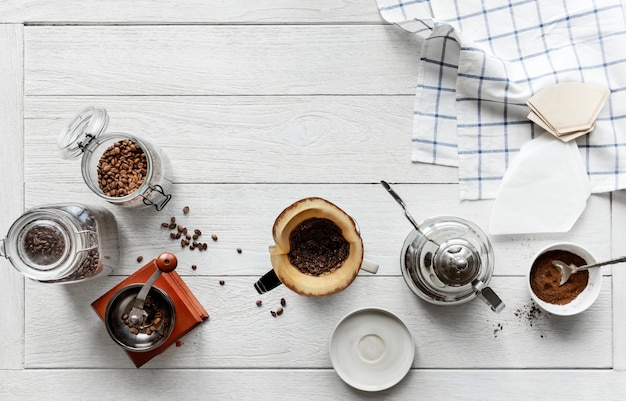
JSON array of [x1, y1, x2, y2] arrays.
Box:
[[177, 225, 183, 233], [190, 245, 195, 250], [169, 233, 176, 239], [256, 300, 262, 307], [161, 222, 169, 228], [202, 243, 208, 250], [276, 307, 284, 316], [183, 206, 190, 214], [271, 310, 277, 317], [97, 139, 147, 197], [170, 217, 176, 224], [186, 234, 191, 240], [129, 327, 139, 334], [176, 340, 184, 347], [194, 229, 202, 236], [237, 248, 242, 254], [175, 232, 182, 239], [181, 239, 186, 248], [136, 256, 143, 263], [211, 234, 218, 241], [280, 298, 286, 307], [219, 280, 225, 285], [192, 234, 199, 240], [168, 223, 176, 229], [182, 227, 188, 235], [192, 264, 197, 270]]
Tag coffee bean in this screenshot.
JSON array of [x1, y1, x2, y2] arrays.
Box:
[[97, 139, 147, 197], [175, 232, 181, 239], [182, 227, 188, 235], [194, 229, 202, 236], [170, 217, 176, 224], [219, 280, 225, 285], [168, 223, 176, 229], [192, 234, 199, 240], [170, 233, 176, 239], [280, 298, 286, 307], [191, 264, 197, 270], [271, 311, 277, 317], [161, 222, 169, 228], [202, 243, 208, 250], [237, 248, 242, 254], [186, 234, 191, 240], [256, 300, 262, 307], [211, 234, 218, 241], [176, 340, 184, 347], [177, 225, 184, 233], [136, 256, 143, 263], [183, 206, 190, 214], [276, 307, 284, 316], [181, 239, 186, 248]]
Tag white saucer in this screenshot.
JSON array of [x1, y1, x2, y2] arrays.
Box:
[[329, 307, 415, 392]]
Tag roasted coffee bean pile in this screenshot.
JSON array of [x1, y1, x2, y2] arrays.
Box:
[[122, 296, 167, 336], [161, 215, 210, 252], [43, 213, 103, 283], [97, 139, 147, 197], [23, 225, 66, 265], [287, 217, 349, 276]]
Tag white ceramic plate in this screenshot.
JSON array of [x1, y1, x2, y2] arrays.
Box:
[[329, 307, 415, 392]]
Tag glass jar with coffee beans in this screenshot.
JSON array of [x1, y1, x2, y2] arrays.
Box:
[[0, 204, 119, 283], [58, 106, 172, 211]]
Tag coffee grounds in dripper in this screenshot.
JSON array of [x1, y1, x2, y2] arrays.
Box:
[[287, 217, 350, 276]]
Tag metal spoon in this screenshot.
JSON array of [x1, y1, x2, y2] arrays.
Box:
[[380, 180, 437, 245], [128, 252, 177, 327], [552, 256, 626, 286]]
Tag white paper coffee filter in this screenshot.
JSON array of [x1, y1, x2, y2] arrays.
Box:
[[489, 134, 591, 235]]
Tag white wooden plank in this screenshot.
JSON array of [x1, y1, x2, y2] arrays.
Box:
[[0, 24, 25, 370], [24, 96, 455, 184], [22, 183, 612, 277], [25, 276, 612, 369], [0, 0, 384, 24], [612, 191, 626, 370], [2, 369, 626, 400], [23, 25, 421, 95]]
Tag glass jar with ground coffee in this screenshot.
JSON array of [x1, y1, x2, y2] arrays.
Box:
[[0, 204, 119, 283], [58, 106, 172, 211]]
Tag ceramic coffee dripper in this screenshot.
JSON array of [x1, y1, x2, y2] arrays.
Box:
[[254, 197, 379, 297]]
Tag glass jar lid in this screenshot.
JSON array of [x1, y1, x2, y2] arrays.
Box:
[[58, 106, 109, 159], [2, 209, 84, 281]]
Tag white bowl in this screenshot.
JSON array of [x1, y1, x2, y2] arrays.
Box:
[[329, 307, 414, 392], [528, 242, 602, 316]]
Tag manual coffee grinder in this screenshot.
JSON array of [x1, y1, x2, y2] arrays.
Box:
[[92, 252, 209, 367]]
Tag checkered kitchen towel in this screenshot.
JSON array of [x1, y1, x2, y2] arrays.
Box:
[[377, 0, 626, 199]]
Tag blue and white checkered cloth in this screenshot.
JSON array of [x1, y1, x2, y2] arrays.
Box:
[[377, 0, 626, 200]]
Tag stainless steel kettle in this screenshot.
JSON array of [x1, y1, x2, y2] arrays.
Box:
[[400, 216, 504, 312]]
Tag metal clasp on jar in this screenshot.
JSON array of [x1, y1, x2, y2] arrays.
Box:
[[76, 230, 99, 252], [141, 184, 172, 211]]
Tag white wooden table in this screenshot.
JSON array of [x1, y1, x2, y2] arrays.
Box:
[[2, 2, 626, 399]]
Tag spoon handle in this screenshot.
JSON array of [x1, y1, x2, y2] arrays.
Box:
[[380, 181, 421, 231], [573, 256, 626, 271]]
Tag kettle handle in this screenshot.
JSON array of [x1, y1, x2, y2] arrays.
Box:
[[254, 269, 282, 294], [472, 279, 505, 313]]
